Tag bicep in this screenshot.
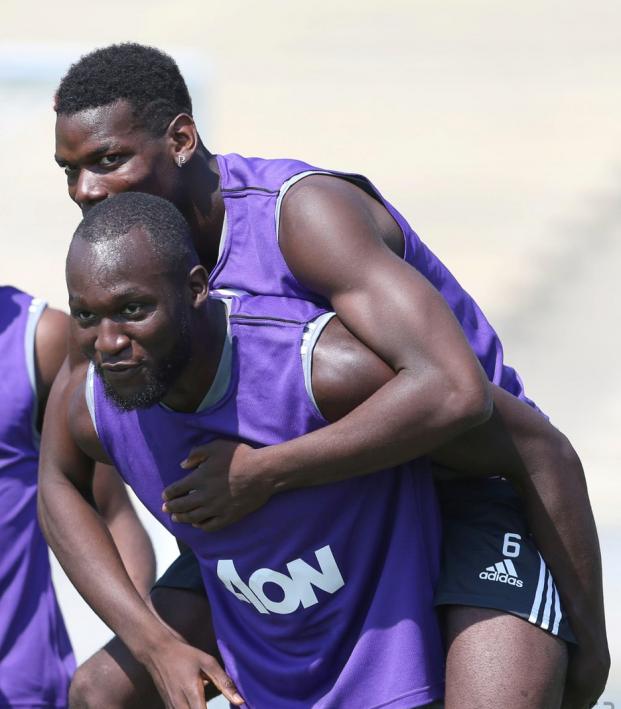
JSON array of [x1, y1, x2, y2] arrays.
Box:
[[39, 362, 108, 504], [35, 307, 70, 407], [280, 179, 485, 380]]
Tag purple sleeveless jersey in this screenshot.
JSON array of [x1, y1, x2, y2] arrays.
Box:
[[0, 287, 74, 708], [91, 295, 445, 708], [210, 153, 534, 404]]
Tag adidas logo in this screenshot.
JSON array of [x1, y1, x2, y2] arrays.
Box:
[[479, 559, 524, 588]]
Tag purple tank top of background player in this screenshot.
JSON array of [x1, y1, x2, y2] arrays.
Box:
[[0, 287, 74, 708], [91, 295, 445, 709], [210, 153, 534, 404]]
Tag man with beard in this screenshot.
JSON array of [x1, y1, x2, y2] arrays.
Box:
[[0, 285, 155, 708], [40, 193, 605, 708], [51, 44, 607, 707]]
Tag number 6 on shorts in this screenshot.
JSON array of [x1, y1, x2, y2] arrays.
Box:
[[502, 532, 521, 558]]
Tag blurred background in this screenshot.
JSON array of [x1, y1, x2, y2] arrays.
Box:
[[1, 1, 619, 705]]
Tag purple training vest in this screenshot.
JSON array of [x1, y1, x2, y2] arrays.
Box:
[[91, 295, 445, 709], [0, 286, 74, 708], [210, 153, 534, 404]]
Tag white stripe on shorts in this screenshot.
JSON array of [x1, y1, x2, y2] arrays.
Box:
[[552, 585, 562, 635], [541, 570, 554, 631], [528, 553, 547, 624]]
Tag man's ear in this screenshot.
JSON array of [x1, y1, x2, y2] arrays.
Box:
[[188, 265, 210, 307], [166, 114, 199, 167]]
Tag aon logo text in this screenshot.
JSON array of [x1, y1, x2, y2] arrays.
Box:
[[217, 545, 345, 615]]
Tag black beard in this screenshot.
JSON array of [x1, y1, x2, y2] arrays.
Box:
[[95, 320, 192, 412]]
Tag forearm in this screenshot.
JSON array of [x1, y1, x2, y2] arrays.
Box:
[[104, 504, 157, 597], [39, 473, 172, 662], [264, 369, 490, 492], [93, 463, 156, 597], [514, 436, 607, 649], [432, 390, 607, 654]]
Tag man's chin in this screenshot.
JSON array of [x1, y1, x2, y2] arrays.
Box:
[[102, 383, 166, 411], [97, 369, 167, 412]]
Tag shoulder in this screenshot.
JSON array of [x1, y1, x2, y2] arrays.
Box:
[[278, 174, 404, 294], [281, 173, 384, 228], [65, 361, 110, 464], [36, 307, 69, 358], [35, 307, 69, 398]]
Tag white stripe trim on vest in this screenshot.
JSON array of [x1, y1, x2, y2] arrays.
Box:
[[210, 287, 249, 299], [301, 311, 337, 417], [25, 297, 46, 395], [25, 297, 47, 448], [216, 212, 228, 260], [85, 362, 98, 437]]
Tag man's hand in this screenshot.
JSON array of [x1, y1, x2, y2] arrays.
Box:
[[162, 440, 273, 531], [561, 642, 610, 709], [142, 633, 244, 708]]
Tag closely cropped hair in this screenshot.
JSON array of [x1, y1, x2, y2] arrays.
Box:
[[55, 43, 192, 135], [71, 192, 198, 276]]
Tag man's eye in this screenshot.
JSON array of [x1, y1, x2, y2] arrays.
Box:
[[73, 310, 95, 323], [100, 154, 122, 167], [121, 303, 142, 316], [63, 165, 78, 178]]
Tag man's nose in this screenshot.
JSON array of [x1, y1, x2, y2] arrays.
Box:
[[73, 169, 108, 210], [95, 319, 131, 360]]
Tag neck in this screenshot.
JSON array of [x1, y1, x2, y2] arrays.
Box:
[[161, 298, 227, 412], [179, 146, 224, 271]]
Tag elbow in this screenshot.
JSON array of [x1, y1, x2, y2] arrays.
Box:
[[544, 429, 587, 487], [449, 371, 493, 430]]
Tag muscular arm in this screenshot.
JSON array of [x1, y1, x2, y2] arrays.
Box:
[[38, 361, 163, 656], [35, 309, 155, 595], [268, 176, 491, 481], [434, 391, 607, 620], [92, 463, 156, 596], [37, 363, 241, 707], [431, 389, 609, 702]]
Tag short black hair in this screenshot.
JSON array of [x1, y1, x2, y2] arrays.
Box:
[[70, 192, 198, 276], [55, 43, 192, 135]]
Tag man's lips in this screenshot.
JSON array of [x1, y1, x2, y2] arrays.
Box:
[[100, 362, 143, 376]]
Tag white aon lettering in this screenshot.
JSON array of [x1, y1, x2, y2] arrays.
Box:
[[217, 545, 345, 615]]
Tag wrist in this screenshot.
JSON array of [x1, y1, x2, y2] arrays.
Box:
[[570, 616, 608, 654], [253, 444, 286, 497], [126, 614, 176, 665]]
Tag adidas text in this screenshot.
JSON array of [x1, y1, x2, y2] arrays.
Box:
[[479, 559, 524, 588]]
